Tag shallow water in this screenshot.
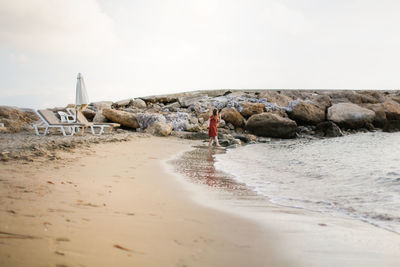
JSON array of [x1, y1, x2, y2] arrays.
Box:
[[215, 132, 400, 234]]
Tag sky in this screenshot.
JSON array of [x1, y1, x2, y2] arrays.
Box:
[[1, 0, 399, 109]]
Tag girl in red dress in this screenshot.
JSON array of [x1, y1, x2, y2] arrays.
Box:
[[208, 108, 221, 147]]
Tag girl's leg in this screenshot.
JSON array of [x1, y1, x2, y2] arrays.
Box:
[[215, 136, 221, 147], [209, 137, 214, 147]]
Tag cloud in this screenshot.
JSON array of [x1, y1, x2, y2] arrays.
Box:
[[8, 53, 28, 65], [0, 0, 117, 56]]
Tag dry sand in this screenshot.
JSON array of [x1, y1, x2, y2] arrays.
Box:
[[0, 136, 290, 267]]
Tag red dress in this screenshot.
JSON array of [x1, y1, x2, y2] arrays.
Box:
[[208, 115, 219, 137]]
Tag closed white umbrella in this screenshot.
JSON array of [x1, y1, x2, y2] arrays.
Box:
[[73, 73, 90, 122], [75, 73, 89, 110]]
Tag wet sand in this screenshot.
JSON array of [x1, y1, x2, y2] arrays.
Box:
[[0, 136, 290, 267]]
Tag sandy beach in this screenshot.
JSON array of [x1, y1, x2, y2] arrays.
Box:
[[0, 136, 290, 267], [3, 0, 400, 265]]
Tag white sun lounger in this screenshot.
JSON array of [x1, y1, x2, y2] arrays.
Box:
[[33, 109, 86, 136], [63, 108, 120, 136]]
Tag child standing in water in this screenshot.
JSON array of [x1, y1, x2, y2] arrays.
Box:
[[208, 108, 221, 147]]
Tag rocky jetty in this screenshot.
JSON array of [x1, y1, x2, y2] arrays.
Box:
[[2, 90, 400, 148]]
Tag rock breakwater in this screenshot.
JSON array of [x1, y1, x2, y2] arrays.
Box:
[[94, 89, 400, 145], [2, 90, 400, 148]]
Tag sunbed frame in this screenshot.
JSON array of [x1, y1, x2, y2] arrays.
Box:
[[33, 109, 86, 136], [65, 108, 120, 136]]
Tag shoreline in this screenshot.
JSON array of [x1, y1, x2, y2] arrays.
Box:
[[172, 143, 400, 267], [0, 136, 291, 267]]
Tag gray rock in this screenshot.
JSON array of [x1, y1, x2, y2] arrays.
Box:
[[131, 99, 147, 108], [309, 94, 332, 110], [115, 98, 133, 107], [82, 109, 96, 120], [140, 95, 179, 104], [258, 91, 293, 107], [219, 139, 231, 147], [257, 137, 271, 143], [315, 121, 343, 137], [178, 94, 208, 108], [186, 124, 202, 132], [327, 103, 375, 129], [210, 96, 230, 110], [164, 102, 181, 112], [145, 122, 173, 136], [383, 120, 400, 132], [90, 101, 113, 110], [135, 113, 166, 129], [382, 100, 400, 120], [246, 113, 297, 138], [93, 110, 107, 123], [232, 138, 241, 145], [165, 112, 190, 131], [362, 103, 387, 128], [189, 116, 198, 124]]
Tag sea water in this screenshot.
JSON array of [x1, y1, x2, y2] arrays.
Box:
[[214, 132, 400, 234]]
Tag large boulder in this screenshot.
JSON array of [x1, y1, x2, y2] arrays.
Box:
[[358, 91, 385, 104], [325, 90, 363, 104], [165, 112, 190, 131], [90, 101, 113, 110], [93, 110, 108, 123], [114, 98, 133, 107], [323, 90, 382, 105], [383, 120, 400, 132], [178, 94, 208, 108], [239, 102, 265, 118], [309, 94, 332, 110], [362, 103, 387, 128], [135, 113, 166, 129], [131, 99, 147, 109], [382, 100, 400, 120], [258, 91, 293, 107], [288, 101, 325, 125], [246, 113, 297, 138], [82, 109, 96, 120], [210, 96, 229, 110], [0, 106, 38, 133], [390, 95, 400, 104], [198, 110, 213, 122], [221, 108, 245, 128], [103, 108, 139, 128], [145, 122, 173, 136], [327, 103, 375, 129], [140, 94, 179, 104], [164, 102, 180, 112], [315, 121, 343, 137]]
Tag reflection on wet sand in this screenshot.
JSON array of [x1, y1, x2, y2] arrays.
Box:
[[172, 146, 257, 195]]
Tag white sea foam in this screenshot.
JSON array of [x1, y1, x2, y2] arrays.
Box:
[[215, 131, 400, 234]]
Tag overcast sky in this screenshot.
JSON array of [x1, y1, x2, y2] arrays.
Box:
[[1, 0, 399, 109]]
